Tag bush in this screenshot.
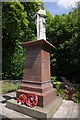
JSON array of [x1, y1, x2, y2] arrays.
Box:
[[51, 76, 64, 95], [51, 76, 80, 103]]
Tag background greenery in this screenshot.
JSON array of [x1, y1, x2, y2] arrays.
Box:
[[2, 2, 80, 84]]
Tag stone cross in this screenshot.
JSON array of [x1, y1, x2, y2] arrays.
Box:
[[33, 3, 46, 40]]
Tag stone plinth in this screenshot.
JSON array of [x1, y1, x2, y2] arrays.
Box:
[[6, 97, 62, 119], [16, 39, 56, 107]]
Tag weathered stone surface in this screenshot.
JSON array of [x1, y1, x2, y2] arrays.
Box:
[[6, 97, 62, 119], [16, 40, 56, 107], [52, 100, 78, 118]]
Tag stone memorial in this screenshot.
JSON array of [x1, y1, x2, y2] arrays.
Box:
[[6, 3, 62, 119], [16, 40, 56, 107]]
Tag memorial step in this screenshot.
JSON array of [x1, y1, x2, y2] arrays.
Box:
[[20, 83, 54, 93], [16, 89, 56, 107], [6, 97, 62, 119]]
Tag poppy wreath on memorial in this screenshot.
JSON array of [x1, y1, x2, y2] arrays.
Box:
[[18, 94, 27, 105], [26, 93, 38, 107]]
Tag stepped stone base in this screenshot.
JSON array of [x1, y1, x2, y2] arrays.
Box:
[[6, 97, 62, 119], [16, 88, 56, 107]]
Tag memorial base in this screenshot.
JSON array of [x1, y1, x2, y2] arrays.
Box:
[[16, 39, 56, 107], [6, 97, 62, 119]]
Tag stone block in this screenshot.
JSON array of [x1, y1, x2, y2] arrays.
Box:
[[6, 97, 62, 119]]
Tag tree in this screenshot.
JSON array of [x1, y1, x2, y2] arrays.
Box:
[[2, 2, 44, 79], [2, 2, 29, 79], [2, 1, 80, 82], [46, 3, 80, 82]]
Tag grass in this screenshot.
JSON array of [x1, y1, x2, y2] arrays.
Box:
[[1, 80, 20, 94]]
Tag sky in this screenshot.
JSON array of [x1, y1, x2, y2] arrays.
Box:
[[44, 0, 80, 16]]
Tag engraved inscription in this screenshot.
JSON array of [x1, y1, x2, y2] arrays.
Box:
[[24, 49, 41, 81]]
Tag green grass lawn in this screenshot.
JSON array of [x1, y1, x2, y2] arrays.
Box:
[[1, 80, 20, 94]]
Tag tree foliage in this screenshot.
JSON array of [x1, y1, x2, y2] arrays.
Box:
[[2, 2, 38, 79], [46, 4, 80, 82], [2, 2, 80, 82]]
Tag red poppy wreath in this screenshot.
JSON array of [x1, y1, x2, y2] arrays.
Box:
[[26, 93, 38, 107], [18, 94, 27, 105]]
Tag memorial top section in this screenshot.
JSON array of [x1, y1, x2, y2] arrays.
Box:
[[21, 39, 55, 49]]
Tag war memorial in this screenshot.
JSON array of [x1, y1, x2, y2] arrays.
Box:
[[6, 3, 62, 119]]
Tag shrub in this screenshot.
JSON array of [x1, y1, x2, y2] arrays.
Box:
[[51, 76, 64, 96]]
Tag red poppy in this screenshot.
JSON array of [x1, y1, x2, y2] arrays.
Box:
[[18, 94, 27, 105], [26, 93, 38, 107]]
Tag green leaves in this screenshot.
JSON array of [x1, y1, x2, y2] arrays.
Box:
[[2, 2, 29, 41], [2, 1, 80, 82], [46, 2, 80, 82], [2, 2, 29, 79], [2, 2, 41, 79]]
